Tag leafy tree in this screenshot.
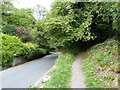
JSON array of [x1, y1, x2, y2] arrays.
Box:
[[2, 0, 14, 25], [35, 2, 94, 48], [8, 8, 36, 29], [35, 1, 117, 49], [2, 0, 36, 29], [112, 2, 119, 34], [31, 21, 50, 49]]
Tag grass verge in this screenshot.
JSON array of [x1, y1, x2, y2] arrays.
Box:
[[82, 37, 119, 88], [43, 52, 74, 88]]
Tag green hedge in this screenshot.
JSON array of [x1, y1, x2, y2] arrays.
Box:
[[1, 34, 48, 68]]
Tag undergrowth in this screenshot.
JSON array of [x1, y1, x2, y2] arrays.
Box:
[[82, 37, 119, 88], [43, 52, 74, 88]]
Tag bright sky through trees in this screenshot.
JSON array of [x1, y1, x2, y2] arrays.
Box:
[[13, 0, 54, 11]]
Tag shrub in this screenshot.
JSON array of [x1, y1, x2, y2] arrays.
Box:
[[1, 34, 48, 68], [2, 24, 16, 36], [1, 34, 28, 67], [16, 26, 32, 42], [24, 43, 48, 59]]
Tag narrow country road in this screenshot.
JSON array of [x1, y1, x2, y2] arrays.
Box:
[[0, 52, 60, 89]]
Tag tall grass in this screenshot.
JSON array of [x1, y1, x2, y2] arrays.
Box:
[[44, 52, 74, 88], [82, 37, 119, 88]]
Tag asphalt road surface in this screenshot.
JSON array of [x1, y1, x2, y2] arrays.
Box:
[[0, 52, 60, 89]]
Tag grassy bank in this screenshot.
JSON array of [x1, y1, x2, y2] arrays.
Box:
[[43, 52, 74, 88], [82, 37, 119, 88]]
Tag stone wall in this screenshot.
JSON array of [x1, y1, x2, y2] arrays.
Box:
[[12, 57, 28, 66]]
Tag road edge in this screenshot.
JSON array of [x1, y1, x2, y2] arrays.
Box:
[[32, 62, 56, 88]]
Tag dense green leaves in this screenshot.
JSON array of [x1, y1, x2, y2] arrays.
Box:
[[1, 0, 119, 68], [31, 21, 49, 48], [2, 34, 28, 67], [2, 0, 36, 29], [35, 1, 118, 49], [42, 16, 74, 48], [2, 24, 16, 35], [9, 8, 36, 28], [4, 8, 35, 29], [1, 34, 48, 67]]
